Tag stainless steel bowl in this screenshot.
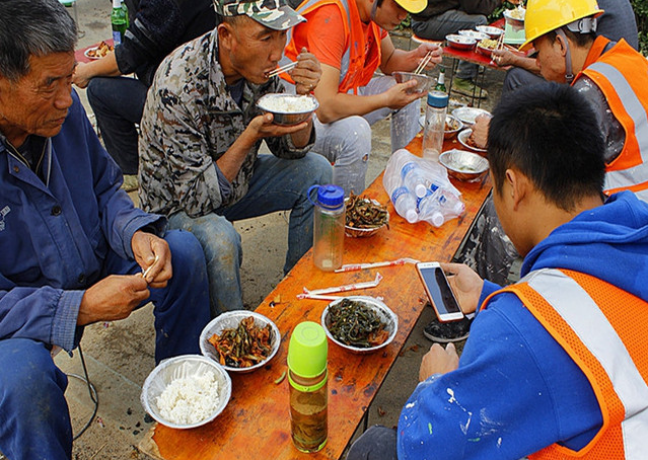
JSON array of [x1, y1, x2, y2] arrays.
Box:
[[393, 71, 431, 94], [321, 296, 398, 355], [476, 25, 504, 39], [439, 149, 489, 182], [444, 114, 464, 139], [344, 197, 390, 238], [199, 311, 281, 373], [445, 34, 477, 51], [141, 354, 232, 429], [256, 93, 319, 126]]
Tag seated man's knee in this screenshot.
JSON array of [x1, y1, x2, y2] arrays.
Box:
[[333, 116, 372, 166], [163, 229, 208, 279]]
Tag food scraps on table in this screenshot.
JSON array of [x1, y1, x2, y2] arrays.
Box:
[[86, 40, 114, 59], [208, 316, 273, 368], [345, 192, 389, 229], [326, 298, 390, 348]]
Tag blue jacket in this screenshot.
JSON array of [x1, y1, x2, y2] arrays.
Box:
[[0, 91, 163, 352], [398, 192, 648, 459]]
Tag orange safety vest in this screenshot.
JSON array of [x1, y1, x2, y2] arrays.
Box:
[[483, 268, 648, 459], [280, 0, 383, 94], [575, 36, 648, 202]]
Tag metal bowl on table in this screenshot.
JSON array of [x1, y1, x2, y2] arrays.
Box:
[[503, 7, 525, 29], [445, 34, 477, 51], [457, 30, 489, 41], [476, 25, 504, 39], [452, 106, 490, 125], [321, 296, 398, 355], [444, 114, 464, 139], [393, 71, 431, 94], [256, 93, 319, 126], [344, 196, 390, 238], [141, 355, 232, 429], [439, 149, 489, 182], [199, 311, 281, 374], [457, 128, 487, 154]]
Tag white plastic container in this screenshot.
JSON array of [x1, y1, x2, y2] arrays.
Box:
[[308, 185, 345, 271]]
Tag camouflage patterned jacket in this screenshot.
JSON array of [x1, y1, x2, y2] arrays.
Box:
[[138, 31, 314, 217]]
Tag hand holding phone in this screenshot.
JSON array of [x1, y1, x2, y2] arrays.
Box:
[[416, 262, 464, 322]]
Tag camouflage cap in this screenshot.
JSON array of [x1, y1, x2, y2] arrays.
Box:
[[214, 0, 306, 31]]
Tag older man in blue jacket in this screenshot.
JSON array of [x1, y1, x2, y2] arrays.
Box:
[[0, 2, 211, 459]]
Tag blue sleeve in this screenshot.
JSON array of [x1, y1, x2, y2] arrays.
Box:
[[476, 280, 501, 312], [397, 293, 603, 459]]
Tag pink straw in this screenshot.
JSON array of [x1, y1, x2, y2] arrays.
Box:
[[334, 258, 420, 273]]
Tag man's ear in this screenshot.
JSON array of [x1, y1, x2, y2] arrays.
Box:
[[555, 33, 568, 58], [506, 168, 528, 212], [217, 23, 233, 51]]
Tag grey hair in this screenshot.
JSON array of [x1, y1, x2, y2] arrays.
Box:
[[0, 0, 78, 82]]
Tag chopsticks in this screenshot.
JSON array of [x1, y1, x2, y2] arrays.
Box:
[[490, 33, 505, 66], [414, 50, 435, 75], [266, 61, 298, 78]]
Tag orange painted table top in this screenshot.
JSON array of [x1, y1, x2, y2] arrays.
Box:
[[142, 134, 492, 460]]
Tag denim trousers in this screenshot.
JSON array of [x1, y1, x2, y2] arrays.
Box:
[[312, 76, 421, 196], [167, 152, 332, 317], [0, 229, 211, 460], [346, 425, 398, 460], [86, 76, 148, 175], [412, 9, 488, 80]]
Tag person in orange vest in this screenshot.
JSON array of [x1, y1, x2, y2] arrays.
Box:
[[280, 0, 443, 195], [346, 82, 648, 460], [431, 0, 648, 343]]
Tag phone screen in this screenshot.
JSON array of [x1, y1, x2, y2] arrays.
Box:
[[419, 266, 461, 315]]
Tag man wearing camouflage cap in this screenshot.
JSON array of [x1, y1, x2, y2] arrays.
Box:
[[139, 0, 332, 316]]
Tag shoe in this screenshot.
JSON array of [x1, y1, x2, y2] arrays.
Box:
[[423, 315, 472, 343], [121, 174, 139, 192], [451, 78, 488, 99]]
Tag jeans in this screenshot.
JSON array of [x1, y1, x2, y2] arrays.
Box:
[[346, 425, 398, 460], [168, 152, 332, 316], [86, 76, 148, 175], [312, 76, 421, 195], [0, 229, 211, 460], [412, 9, 488, 80], [503, 67, 545, 95]]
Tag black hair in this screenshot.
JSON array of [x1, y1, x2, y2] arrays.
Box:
[[0, 0, 77, 83], [488, 82, 606, 212], [545, 28, 595, 48]]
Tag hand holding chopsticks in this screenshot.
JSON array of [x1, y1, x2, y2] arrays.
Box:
[[414, 50, 435, 75], [490, 33, 506, 66]]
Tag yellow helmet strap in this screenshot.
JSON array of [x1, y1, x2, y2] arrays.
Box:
[[556, 28, 574, 84]]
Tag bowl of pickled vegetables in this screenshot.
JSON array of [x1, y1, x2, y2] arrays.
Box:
[[199, 311, 281, 373], [344, 192, 389, 238], [321, 296, 398, 354]]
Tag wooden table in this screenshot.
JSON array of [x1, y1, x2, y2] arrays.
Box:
[[140, 134, 492, 460]]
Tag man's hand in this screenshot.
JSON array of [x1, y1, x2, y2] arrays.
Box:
[[384, 79, 423, 110], [413, 43, 443, 71], [419, 343, 459, 381], [72, 62, 92, 88], [249, 112, 310, 137], [131, 230, 172, 288], [439, 262, 484, 315], [290, 48, 321, 95], [491, 48, 515, 67], [470, 114, 491, 150], [77, 274, 150, 326]]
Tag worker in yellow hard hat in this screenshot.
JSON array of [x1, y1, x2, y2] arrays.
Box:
[[279, 0, 443, 196]]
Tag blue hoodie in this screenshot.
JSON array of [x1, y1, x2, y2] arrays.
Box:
[[398, 192, 648, 459]]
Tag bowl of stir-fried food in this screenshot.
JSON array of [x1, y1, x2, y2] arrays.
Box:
[[439, 149, 489, 182], [200, 311, 281, 373], [321, 296, 398, 354], [344, 192, 390, 238]]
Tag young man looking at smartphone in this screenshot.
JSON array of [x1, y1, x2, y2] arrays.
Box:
[[346, 82, 648, 459]]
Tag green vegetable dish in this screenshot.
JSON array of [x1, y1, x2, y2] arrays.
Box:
[[325, 298, 390, 348]]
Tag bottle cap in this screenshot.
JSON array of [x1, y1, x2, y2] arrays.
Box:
[[414, 184, 427, 198], [316, 185, 344, 209], [287, 321, 328, 378], [427, 211, 444, 227], [427, 91, 448, 109], [405, 209, 418, 223]]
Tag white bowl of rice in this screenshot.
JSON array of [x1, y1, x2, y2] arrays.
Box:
[[141, 354, 232, 429], [256, 93, 319, 126]]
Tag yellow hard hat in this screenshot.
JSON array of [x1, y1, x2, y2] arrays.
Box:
[[393, 0, 426, 14], [520, 0, 604, 51]]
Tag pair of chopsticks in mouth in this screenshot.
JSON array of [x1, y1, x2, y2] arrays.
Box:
[[266, 61, 298, 78]]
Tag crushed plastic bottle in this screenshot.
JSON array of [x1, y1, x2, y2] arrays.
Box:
[[390, 186, 418, 223]]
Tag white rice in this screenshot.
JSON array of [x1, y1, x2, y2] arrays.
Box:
[[156, 371, 220, 425], [259, 95, 315, 113]]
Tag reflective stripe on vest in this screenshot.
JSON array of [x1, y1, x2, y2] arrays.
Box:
[[588, 62, 648, 198], [521, 269, 648, 459]]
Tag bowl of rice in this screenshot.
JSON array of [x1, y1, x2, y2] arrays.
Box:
[[199, 311, 281, 374], [256, 93, 319, 126], [141, 354, 232, 429]]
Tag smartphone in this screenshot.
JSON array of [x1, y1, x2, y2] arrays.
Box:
[[416, 262, 464, 322]]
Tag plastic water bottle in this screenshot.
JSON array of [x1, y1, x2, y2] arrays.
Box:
[[423, 91, 449, 162], [308, 185, 345, 271], [390, 186, 418, 223], [111, 0, 128, 45], [400, 162, 428, 198], [418, 184, 465, 227]]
